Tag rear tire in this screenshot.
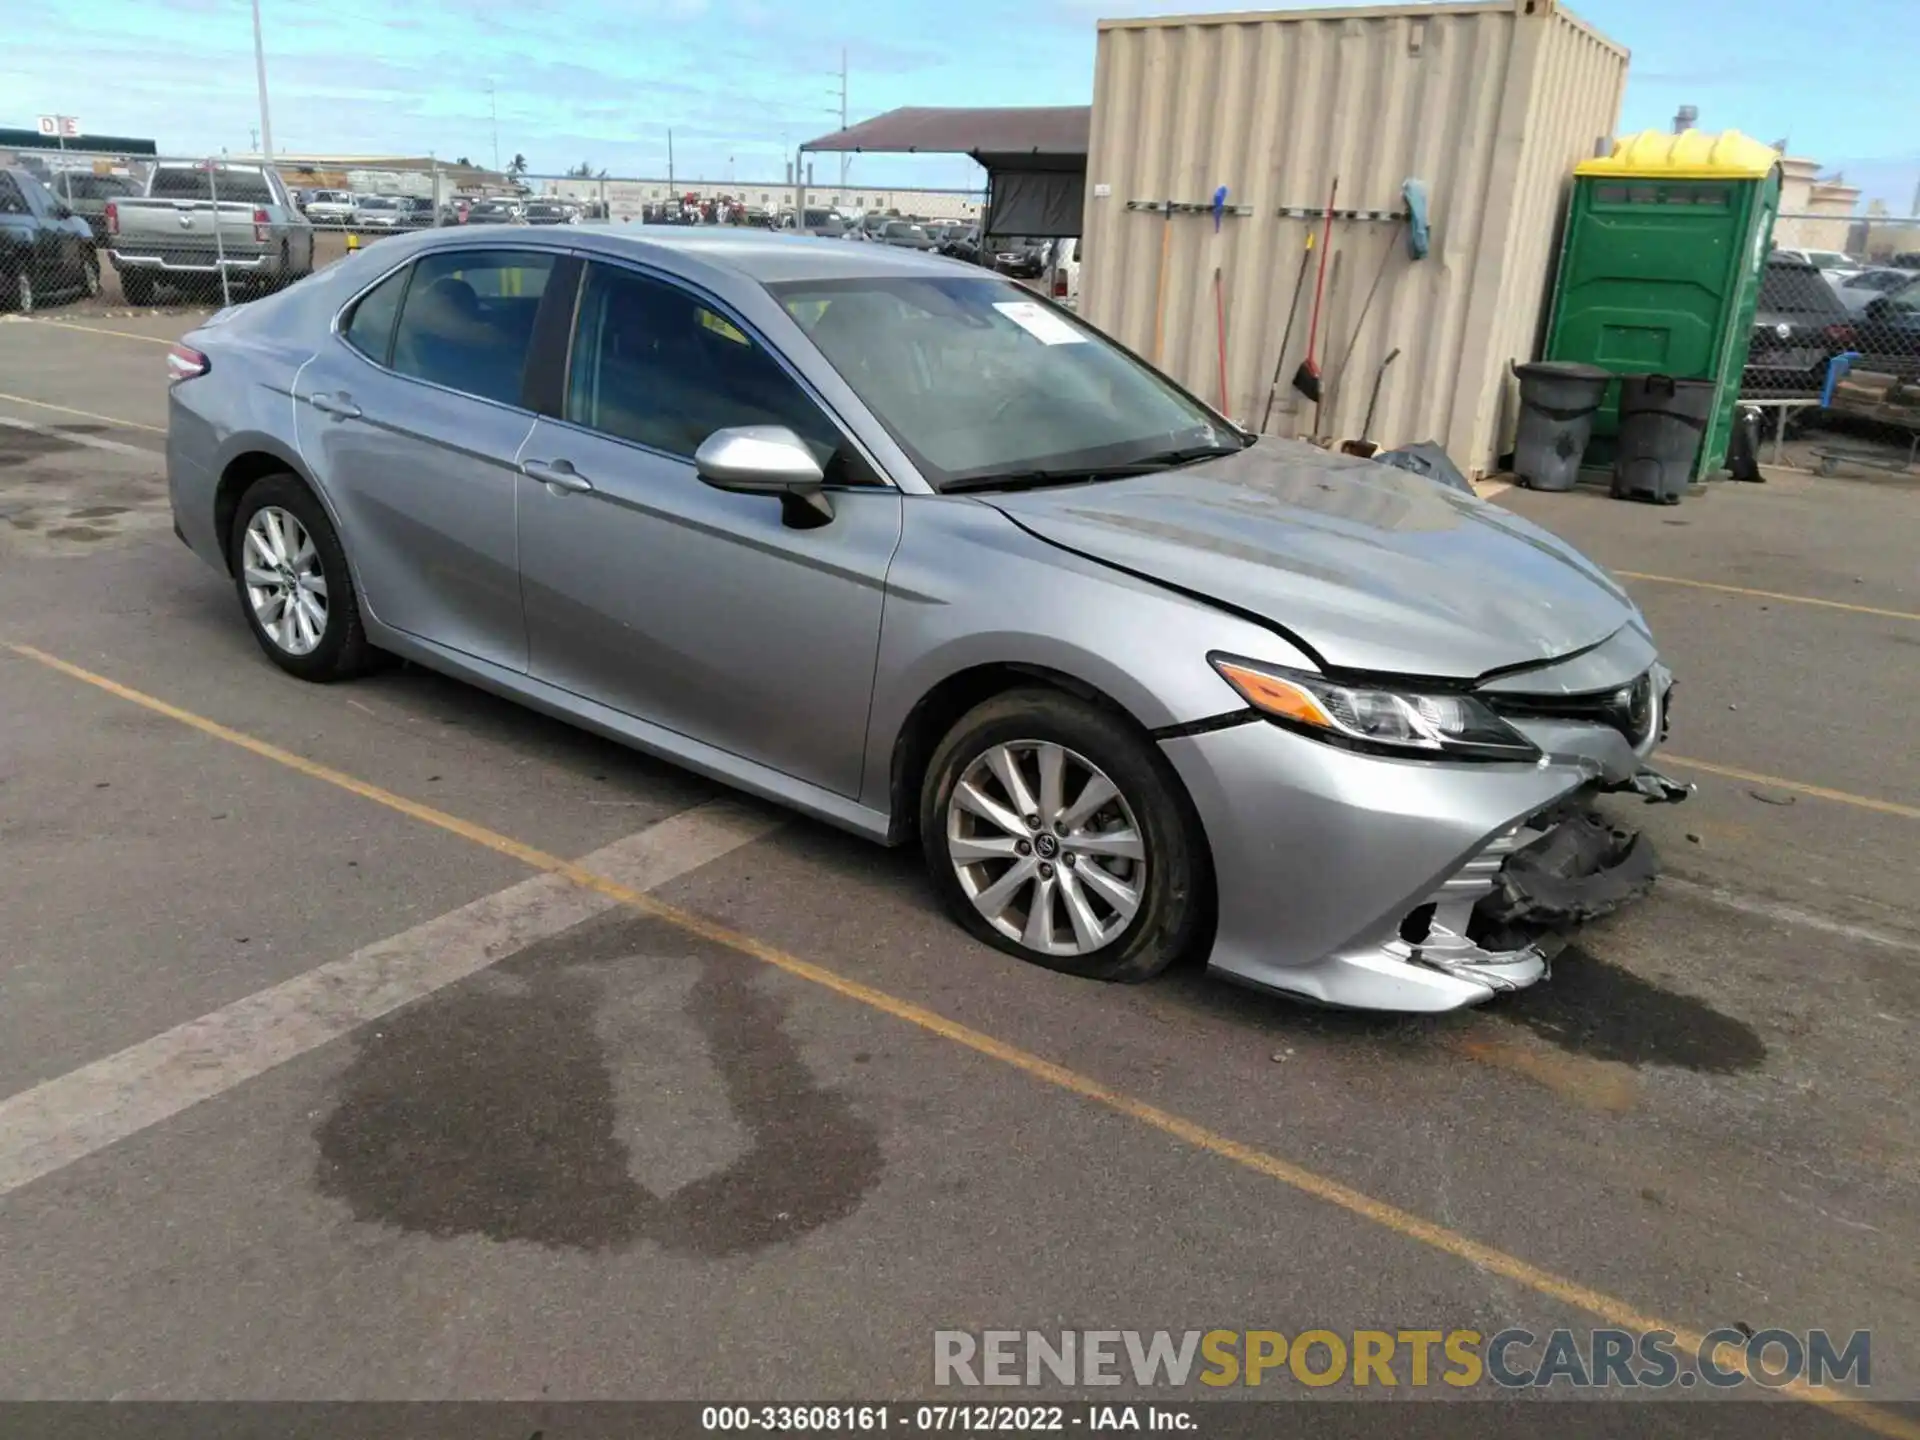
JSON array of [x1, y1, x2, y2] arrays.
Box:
[[80, 252, 101, 298], [119, 270, 155, 307], [919, 688, 1209, 983], [6, 266, 34, 314], [229, 473, 375, 682]]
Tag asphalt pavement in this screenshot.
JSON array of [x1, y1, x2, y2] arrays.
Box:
[[1, 310, 1917, 1435]]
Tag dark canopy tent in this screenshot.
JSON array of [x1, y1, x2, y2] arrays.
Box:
[[799, 106, 1090, 238]]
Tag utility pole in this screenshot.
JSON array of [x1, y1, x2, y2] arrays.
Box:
[[251, 0, 276, 165], [832, 48, 849, 190], [489, 83, 500, 172], [667, 128, 675, 192]]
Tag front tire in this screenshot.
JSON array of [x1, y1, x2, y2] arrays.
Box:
[[920, 688, 1209, 982], [229, 473, 374, 681]]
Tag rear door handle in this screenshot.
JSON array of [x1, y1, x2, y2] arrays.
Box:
[[521, 458, 594, 494], [310, 392, 361, 419]]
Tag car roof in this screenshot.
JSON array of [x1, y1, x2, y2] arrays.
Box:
[[397, 221, 973, 284]]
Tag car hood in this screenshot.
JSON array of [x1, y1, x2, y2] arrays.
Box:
[[981, 440, 1639, 680]]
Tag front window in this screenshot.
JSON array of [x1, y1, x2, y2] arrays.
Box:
[[769, 274, 1235, 490]]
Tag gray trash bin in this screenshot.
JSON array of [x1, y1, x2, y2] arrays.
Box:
[[1511, 361, 1612, 492], [1612, 375, 1717, 505]]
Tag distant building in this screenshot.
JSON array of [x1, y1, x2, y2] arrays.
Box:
[[541, 176, 983, 223]]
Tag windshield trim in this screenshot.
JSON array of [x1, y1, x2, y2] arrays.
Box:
[[764, 273, 1238, 494]]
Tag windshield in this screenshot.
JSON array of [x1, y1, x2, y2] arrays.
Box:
[[770, 274, 1232, 490], [1760, 264, 1844, 317], [359, 197, 398, 209]]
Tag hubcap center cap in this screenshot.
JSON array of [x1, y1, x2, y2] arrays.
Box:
[[1034, 832, 1060, 859]]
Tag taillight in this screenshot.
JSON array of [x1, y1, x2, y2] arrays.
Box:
[[1052, 273, 1069, 297], [105, 200, 119, 236], [167, 344, 210, 381], [253, 207, 271, 243]]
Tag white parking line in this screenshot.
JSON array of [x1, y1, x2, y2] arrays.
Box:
[[0, 798, 781, 1200], [0, 414, 161, 460]]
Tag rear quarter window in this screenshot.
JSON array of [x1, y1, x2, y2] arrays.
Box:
[[341, 265, 412, 365]]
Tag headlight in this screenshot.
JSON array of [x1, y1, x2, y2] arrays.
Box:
[[1210, 655, 1540, 761]]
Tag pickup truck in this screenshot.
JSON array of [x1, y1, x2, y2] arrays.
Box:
[[0, 166, 100, 312], [105, 161, 314, 305]]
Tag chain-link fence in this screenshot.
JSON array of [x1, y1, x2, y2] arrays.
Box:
[[1, 150, 995, 315], [1737, 223, 1920, 475]]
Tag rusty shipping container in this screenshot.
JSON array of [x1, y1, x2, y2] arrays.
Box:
[[1081, 0, 1628, 476]]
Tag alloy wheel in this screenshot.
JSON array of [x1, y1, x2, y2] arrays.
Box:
[[946, 740, 1148, 956], [242, 506, 330, 656], [15, 271, 32, 314]]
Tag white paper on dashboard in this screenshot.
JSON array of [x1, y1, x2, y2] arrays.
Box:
[[993, 300, 1087, 345]]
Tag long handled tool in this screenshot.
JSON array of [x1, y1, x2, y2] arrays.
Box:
[[1212, 266, 1230, 414], [1340, 347, 1401, 457], [1289, 176, 1339, 404], [1259, 232, 1315, 432], [1150, 203, 1174, 363]]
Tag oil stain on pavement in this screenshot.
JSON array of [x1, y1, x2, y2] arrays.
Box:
[[1497, 945, 1766, 1074], [313, 913, 885, 1255]]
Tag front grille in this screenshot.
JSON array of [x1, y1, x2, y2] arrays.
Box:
[[1487, 669, 1655, 746]]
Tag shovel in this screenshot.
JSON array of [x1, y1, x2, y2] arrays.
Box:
[[1290, 176, 1339, 403], [1340, 348, 1401, 458]]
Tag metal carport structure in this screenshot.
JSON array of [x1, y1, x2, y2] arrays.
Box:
[[798, 106, 1090, 237]]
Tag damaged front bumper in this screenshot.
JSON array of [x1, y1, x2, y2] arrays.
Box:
[[1159, 658, 1689, 1013], [1398, 790, 1672, 997]]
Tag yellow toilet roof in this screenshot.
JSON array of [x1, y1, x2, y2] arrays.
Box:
[[1577, 130, 1780, 181]]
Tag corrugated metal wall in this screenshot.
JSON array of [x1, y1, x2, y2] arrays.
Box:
[[1081, 1, 1627, 476]]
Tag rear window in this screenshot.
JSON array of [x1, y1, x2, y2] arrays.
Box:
[[150, 167, 275, 203], [1759, 264, 1845, 317]]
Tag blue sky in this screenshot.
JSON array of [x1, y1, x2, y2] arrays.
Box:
[[11, 0, 1918, 206]]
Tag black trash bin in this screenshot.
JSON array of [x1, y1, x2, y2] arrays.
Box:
[[1612, 374, 1717, 504], [1511, 360, 1612, 492]]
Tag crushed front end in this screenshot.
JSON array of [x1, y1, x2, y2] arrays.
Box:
[[1160, 629, 1690, 1013]]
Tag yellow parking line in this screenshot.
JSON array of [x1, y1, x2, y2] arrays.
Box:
[[1617, 571, 1920, 623], [1662, 755, 1920, 822], [1, 315, 180, 346], [6, 637, 1912, 1437], [0, 391, 165, 434]]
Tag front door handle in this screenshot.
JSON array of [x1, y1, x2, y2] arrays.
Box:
[[521, 458, 594, 494], [310, 392, 361, 419]]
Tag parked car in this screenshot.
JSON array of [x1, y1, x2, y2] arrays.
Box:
[[1832, 266, 1918, 315], [1854, 273, 1920, 380], [1042, 236, 1082, 308], [523, 200, 579, 226], [795, 208, 846, 238], [163, 226, 1683, 1013], [466, 198, 525, 225], [104, 161, 314, 305], [352, 195, 409, 231], [49, 171, 139, 247], [937, 227, 984, 265], [878, 221, 935, 251], [1773, 246, 1856, 276], [991, 236, 1049, 279], [304, 190, 357, 226], [0, 166, 101, 311], [1743, 256, 1855, 395]]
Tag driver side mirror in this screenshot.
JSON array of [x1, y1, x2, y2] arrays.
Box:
[[694, 425, 833, 525]]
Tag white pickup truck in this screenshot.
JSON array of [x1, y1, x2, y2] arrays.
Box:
[[105, 161, 314, 305]]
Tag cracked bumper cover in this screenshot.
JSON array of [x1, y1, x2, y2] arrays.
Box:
[[1159, 670, 1685, 1013]]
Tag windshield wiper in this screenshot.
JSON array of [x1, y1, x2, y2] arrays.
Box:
[[942, 441, 1248, 494]]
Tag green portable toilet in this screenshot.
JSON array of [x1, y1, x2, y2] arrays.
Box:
[[1543, 129, 1782, 479]]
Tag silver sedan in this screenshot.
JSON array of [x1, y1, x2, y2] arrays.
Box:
[[164, 226, 1685, 1012]]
